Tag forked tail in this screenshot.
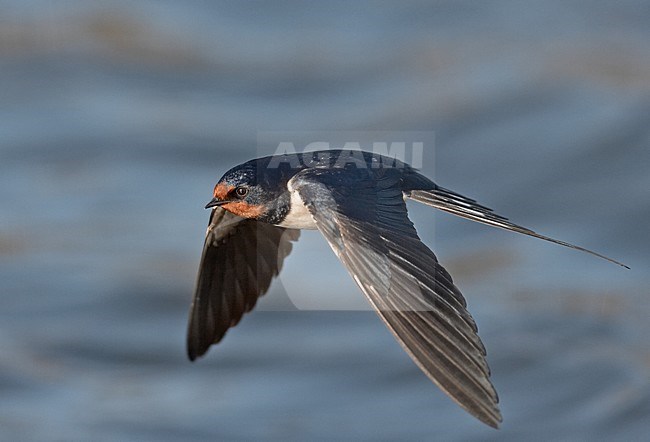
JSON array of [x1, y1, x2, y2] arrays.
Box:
[[406, 186, 629, 269]]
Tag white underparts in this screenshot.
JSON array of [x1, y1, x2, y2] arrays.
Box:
[[276, 186, 318, 230]]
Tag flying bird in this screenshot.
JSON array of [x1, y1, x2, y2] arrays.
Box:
[[186, 150, 627, 428]]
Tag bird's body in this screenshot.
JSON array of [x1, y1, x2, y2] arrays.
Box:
[[187, 150, 627, 428]]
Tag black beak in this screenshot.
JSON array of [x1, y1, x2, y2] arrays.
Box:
[[205, 198, 229, 209]]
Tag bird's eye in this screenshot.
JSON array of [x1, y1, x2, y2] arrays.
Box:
[[234, 186, 248, 198]]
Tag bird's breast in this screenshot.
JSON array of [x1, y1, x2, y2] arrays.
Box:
[[275, 189, 318, 230]]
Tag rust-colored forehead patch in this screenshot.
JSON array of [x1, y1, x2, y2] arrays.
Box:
[[213, 183, 234, 199], [222, 201, 266, 219]]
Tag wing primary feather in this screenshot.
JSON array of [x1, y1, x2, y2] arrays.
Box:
[[290, 169, 502, 428], [186, 208, 300, 360]]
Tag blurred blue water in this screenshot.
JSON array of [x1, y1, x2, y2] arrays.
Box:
[[1, 1, 649, 440]]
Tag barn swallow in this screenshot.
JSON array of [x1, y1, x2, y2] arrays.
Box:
[[187, 150, 627, 428]]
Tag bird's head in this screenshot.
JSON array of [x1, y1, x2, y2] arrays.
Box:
[[204, 162, 291, 222]]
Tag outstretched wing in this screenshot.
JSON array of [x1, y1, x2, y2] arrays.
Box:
[[187, 207, 300, 361], [407, 186, 628, 268], [290, 167, 502, 428]]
